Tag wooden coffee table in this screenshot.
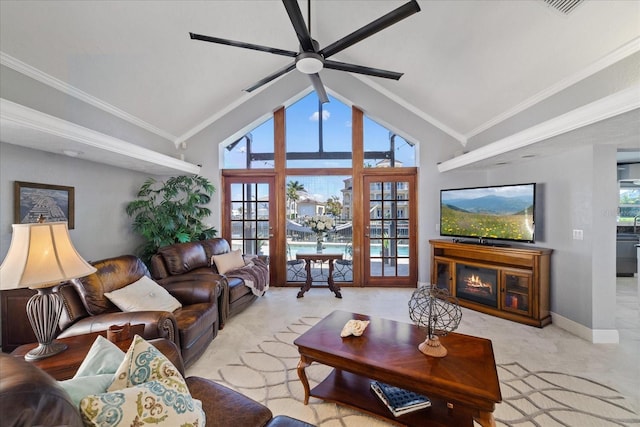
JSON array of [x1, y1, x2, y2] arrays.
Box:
[[294, 310, 502, 427]]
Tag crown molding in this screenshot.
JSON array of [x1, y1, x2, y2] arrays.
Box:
[[0, 52, 178, 143], [438, 85, 640, 172], [466, 37, 640, 139], [1, 98, 200, 175]]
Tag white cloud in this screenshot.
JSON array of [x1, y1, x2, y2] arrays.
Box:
[[309, 110, 331, 121], [345, 120, 352, 128]]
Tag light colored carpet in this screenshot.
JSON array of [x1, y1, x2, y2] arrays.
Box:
[[196, 317, 640, 426]]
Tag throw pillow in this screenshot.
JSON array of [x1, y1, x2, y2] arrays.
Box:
[[211, 249, 245, 274], [108, 335, 183, 391], [58, 336, 126, 408], [79, 335, 205, 426], [74, 335, 125, 378], [80, 380, 205, 427], [59, 374, 113, 407], [104, 276, 182, 312]]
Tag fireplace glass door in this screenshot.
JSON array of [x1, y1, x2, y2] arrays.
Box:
[[433, 258, 453, 292], [502, 269, 532, 315], [455, 264, 498, 308]]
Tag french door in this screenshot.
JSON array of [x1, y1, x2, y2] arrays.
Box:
[[221, 175, 275, 284], [363, 173, 417, 287]]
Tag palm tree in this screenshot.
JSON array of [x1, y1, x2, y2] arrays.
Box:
[[286, 181, 305, 219], [326, 195, 343, 218]]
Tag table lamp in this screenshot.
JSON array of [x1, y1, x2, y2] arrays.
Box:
[[0, 222, 96, 360]]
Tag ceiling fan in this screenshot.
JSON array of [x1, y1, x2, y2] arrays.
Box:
[[190, 0, 421, 103]]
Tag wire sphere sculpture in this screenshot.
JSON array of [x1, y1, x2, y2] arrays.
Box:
[[408, 286, 462, 357]]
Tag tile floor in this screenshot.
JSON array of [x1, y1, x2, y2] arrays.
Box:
[[187, 277, 640, 415]]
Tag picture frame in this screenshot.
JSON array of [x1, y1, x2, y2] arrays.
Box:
[[14, 181, 75, 229]]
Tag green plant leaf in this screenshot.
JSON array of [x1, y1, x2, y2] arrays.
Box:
[[126, 175, 217, 264]]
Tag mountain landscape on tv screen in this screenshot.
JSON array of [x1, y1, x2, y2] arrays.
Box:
[[443, 195, 532, 215]]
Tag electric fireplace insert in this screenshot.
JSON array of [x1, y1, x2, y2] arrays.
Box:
[[455, 264, 498, 308]]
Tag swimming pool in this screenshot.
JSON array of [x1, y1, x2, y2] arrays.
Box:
[[285, 242, 409, 258], [231, 241, 409, 257]]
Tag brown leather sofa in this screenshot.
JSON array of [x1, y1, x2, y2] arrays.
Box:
[[56, 254, 220, 367], [0, 339, 314, 427], [150, 238, 261, 327]]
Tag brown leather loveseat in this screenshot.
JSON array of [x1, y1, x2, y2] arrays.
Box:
[[56, 254, 220, 367], [0, 339, 314, 427], [150, 238, 263, 327]]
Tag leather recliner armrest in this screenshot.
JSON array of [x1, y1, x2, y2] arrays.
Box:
[[158, 272, 224, 302], [0, 354, 83, 427], [185, 376, 273, 427], [57, 310, 179, 347]]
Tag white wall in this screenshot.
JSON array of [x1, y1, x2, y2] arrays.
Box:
[[0, 142, 147, 261], [481, 144, 618, 336]]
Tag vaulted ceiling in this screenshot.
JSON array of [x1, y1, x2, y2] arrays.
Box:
[[1, 0, 639, 169]]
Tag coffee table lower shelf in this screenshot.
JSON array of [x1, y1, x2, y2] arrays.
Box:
[[310, 369, 474, 427]]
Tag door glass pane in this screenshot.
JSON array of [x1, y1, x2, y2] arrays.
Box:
[[257, 221, 270, 239], [243, 202, 256, 220], [243, 222, 256, 239], [257, 183, 269, 200], [257, 202, 269, 220]]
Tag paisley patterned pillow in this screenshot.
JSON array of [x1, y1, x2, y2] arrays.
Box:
[[79, 335, 205, 426]]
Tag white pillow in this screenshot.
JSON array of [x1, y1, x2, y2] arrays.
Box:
[[104, 276, 182, 312], [212, 249, 245, 274]]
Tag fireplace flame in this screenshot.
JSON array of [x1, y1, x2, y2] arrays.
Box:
[[465, 274, 493, 294]]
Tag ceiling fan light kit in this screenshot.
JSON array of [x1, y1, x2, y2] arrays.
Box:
[[190, 0, 420, 103], [295, 52, 324, 75]]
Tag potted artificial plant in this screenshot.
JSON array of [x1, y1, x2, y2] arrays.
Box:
[[126, 175, 217, 264]]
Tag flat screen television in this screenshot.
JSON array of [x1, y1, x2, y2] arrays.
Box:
[[440, 183, 536, 243]]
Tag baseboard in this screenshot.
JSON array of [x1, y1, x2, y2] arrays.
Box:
[[551, 312, 620, 344]]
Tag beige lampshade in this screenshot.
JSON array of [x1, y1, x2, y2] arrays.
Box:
[[0, 222, 96, 290]]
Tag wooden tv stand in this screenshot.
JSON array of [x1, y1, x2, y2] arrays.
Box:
[[430, 239, 552, 327]]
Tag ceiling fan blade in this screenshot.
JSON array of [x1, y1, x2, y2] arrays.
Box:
[[282, 0, 315, 52], [244, 62, 297, 92], [309, 73, 329, 104], [324, 60, 403, 80], [190, 32, 298, 57], [320, 0, 420, 59]]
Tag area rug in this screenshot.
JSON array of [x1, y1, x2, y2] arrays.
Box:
[[207, 317, 640, 426]]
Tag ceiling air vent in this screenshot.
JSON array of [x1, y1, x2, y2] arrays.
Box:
[[542, 0, 585, 15]]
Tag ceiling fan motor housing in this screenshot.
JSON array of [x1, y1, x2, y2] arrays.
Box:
[[296, 51, 324, 74]]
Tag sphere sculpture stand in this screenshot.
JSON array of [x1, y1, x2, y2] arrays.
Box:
[[418, 335, 448, 358], [409, 286, 462, 358]]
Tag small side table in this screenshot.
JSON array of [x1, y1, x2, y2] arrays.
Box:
[[296, 252, 343, 299], [11, 327, 143, 380]]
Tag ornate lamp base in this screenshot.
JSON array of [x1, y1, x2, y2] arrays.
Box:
[[25, 287, 68, 361], [25, 341, 68, 361], [418, 336, 448, 357]]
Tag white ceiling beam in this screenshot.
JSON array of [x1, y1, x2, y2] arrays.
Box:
[[438, 85, 640, 172]]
